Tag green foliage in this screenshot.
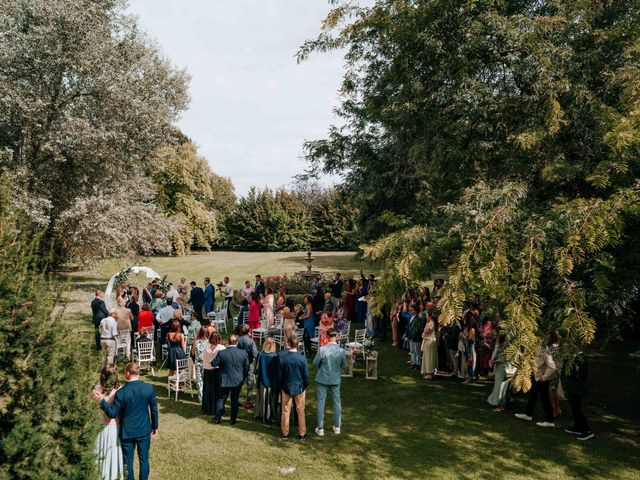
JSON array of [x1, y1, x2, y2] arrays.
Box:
[[302, 0, 640, 389], [153, 140, 235, 255], [226, 187, 311, 251], [0, 0, 189, 265], [0, 187, 100, 478]]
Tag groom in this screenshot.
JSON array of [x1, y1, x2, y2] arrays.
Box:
[[98, 363, 159, 480]]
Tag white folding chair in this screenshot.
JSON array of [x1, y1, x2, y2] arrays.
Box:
[[136, 340, 155, 376], [242, 310, 249, 325], [167, 357, 193, 401], [295, 328, 306, 357], [214, 307, 228, 333], [310, 326, 321, 352], [345, 328, 366, 360], [115, 331, 131, 361]]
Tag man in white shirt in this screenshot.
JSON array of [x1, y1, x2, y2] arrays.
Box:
[[223, 276, 233, 320], [99, 309, 119, 365], [156, 302, 176, 347]]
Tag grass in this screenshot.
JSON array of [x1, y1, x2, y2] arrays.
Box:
[[64, 252, 640, 480]]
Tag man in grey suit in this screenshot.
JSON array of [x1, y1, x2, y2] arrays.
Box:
[[212, 334, 249, 425], [313, 328, 347, 436]]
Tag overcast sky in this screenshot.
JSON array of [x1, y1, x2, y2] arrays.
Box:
[[126, 0, 346, 197]]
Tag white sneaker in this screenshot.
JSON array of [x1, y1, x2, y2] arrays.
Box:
[[536, 421, 555, 428], [315, 427, 325, 436], [332, 425, 341, 435], [515, 413, 532, 421]]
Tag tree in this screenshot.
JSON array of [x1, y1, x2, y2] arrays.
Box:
[[301, 0, 640, 389], [226, 187, 311, 251], [0, 181, 100, 478], [152, 139, 235, 255], [0, 0, 189, 264]]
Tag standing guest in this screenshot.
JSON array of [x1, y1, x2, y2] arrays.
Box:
[[155, 301, 175, 349], [276, 288, 287, 312], [331, 273, 344, 301], [201, 317, 217, 338], [475, 306, 494, 378], [319, 305, 335, 347], [193, 327, 209, 403], [390, 303, 400, 347], [116, 281, 130, 304], [93, 364, 123, 480], [420, 287, 431, 304], [279, 334, 309, 440], [186, 311, 202, 349], [98, 363, 158, 480], [223, 276, 234, 319], [242, 280, 254, 302], [177, 277, 189, 307], [262, 287, 275, 328], [312, 284, 325, 320], [421, 306, 438, 380], [189, 281, 205, 321], [141, 283, 154, 305], [548, 332, 563, 418], [564, 351, 593, 440], [334, 300, 349, 337], [355, 280, 367, 323], [344, 279, 357, 323], [300, 295, 315, 354], [166, 320, 186, 377], [463, 313, 477, 384], [237, 325, 258, 410], [236, 298, 250, 327], [406, 307, 424, 371], [248, 292, 261, 330], [212, 334, 250, 425], [202, 331, 225, 415], [313, 329, 346, 436], [137, 304, 154, 333], [255, 337, 280, 423], [445, 316, 463, 378], [311, 276, 322, 293], [99, 310, 119, 366], [254, 274, 266, 299], [150, 290, 164, 313], [487, 334, 508, 411], [515, 338, 557, 427], [203, 277, 214, 315], [323, 292, 335, 315], [127, 294, 140, 338], [116, 299, 133, 361], [92, 290, 110, 351]]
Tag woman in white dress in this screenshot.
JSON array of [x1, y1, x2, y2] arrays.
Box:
[[262, 287, 275, 328], [94, 364, 123, 480]]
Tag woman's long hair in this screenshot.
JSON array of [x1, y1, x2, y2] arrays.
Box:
[[100, 364, 120, 395]]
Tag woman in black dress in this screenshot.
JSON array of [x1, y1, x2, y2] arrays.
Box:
[[201, 331, 225, 416], [166, 320, 186, 376]]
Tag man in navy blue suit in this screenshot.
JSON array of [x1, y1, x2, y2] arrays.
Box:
[[98, 363, 159, 480], [278, 334, 309, 440], [189, 280, 205, 321], [203, 277, 214, 315], [212, 334, 249, 425]]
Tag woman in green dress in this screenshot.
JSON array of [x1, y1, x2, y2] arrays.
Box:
[[487, 334, 508, 411]]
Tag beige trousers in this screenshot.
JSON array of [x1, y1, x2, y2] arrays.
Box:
[[281, 390, 306, 437]]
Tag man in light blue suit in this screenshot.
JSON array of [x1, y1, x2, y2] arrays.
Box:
[[313, 328, 347, 436], [98, 363, 158, 480], [203, 276, 214, 315]]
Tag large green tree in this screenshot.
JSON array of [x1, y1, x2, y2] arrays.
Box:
[[301, 0, 640, 389], [0, 182, 100, 479], [0, 0, 189, 264]]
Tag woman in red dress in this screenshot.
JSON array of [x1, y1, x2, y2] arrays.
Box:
[[248, 292, 261, 330], [137, 303, 154, 332], [344, 278, 357, 323]]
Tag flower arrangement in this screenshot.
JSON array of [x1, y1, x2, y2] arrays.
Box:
[[263, 273, 333, 295]]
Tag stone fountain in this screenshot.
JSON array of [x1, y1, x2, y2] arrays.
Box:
[[296, 248, 321, 279]]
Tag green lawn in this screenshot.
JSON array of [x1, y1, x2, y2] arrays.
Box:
[[65, 252, 639, 480]]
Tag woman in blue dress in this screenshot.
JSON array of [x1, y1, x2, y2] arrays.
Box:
[[166, 320, 186, 376], [300, 294, 315, 354], [255, 337, 280, 423]]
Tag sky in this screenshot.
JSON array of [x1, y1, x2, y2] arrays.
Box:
[[126, 0, 347, 197]]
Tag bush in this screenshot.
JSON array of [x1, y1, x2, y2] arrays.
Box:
[[0, 188, 100, 479]]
